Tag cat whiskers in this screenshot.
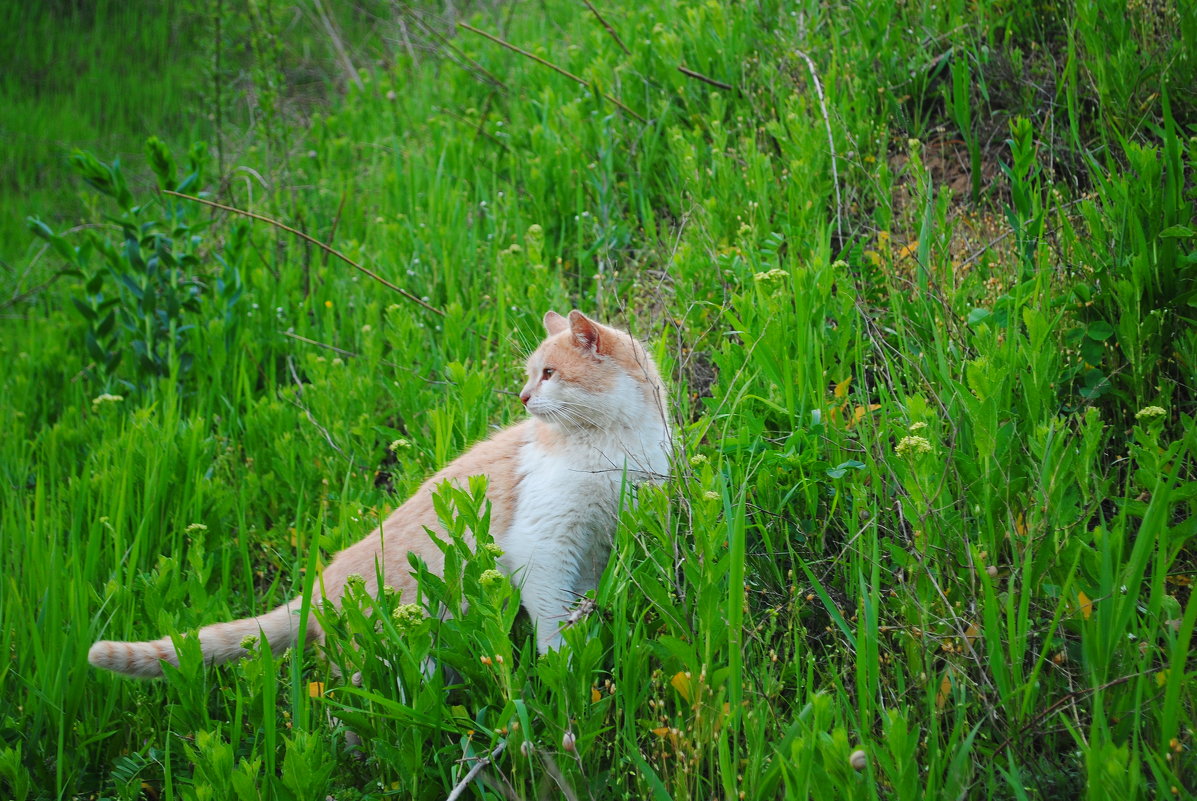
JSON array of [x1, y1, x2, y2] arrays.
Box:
[[536, 399, 594, 428]]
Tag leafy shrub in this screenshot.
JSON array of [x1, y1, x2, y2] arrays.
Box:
[[28, 138, 243, 392]]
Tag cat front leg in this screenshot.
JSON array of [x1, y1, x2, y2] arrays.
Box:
[[499, 541, 581, 653], [514, 568, 576, 653]]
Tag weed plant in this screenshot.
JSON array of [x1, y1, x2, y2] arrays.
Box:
[[1, 0, 1195, 799]]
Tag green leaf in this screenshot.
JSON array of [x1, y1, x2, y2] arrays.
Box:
[[96, 311, 116, 339], [71, 298, 96, 321], [967, 308, 992, 326], [1085, 320, 1115, 341], [27, 217, 77, 264], [84, 331, 105, 362], [825, 460, 866, 479], [1159, 224, 1194, 239], [629, 748, 675, 801], [116, 274, 144, 300], [145, 136, 177, 191]]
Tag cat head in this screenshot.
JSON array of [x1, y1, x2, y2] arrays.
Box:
[[519, 310, 667, 431]]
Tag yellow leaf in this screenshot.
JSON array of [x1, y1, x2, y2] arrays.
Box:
[[1078, 591, 1093, 621], [308, 681, 325, 698], [1014, 513, 1027, 536], [897, 241, 920, 261], [670, 671, 692, 704], [650, 727, 679, 747], [963, 623, 980, 648], [935, 671, 952, 710], [591, 687, 602, 703], [834, 377, 852, 399], [845, 403, 882, 430]]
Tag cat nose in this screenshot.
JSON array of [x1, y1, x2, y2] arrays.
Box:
[[519, 391, 531, 405]]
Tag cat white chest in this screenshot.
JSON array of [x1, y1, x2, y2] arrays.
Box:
[[514, 437, 630, 541], [496, 425, 667, 608]]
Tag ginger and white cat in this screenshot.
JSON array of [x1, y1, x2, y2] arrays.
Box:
[[88, 310, 672, 677]]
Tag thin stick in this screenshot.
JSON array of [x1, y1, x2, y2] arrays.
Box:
[[310, 0, 363, 90], [163, 190, 444, 317], [281, 330, 405, 372], [677, 64, 733, 91], [793, 49, 842, 243], [436, 103, 510, 151], [581, 0, 630, 55], [323, 190, 348, 269], [395, 1, 509, 91], [286, 355, 366, 468], [445, 741, 507, 801], [0, 268, 68, 311], [993, 672, 1144, 754], [458, 22, 646, 123]]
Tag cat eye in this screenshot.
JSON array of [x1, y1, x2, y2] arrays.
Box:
[[541, 367, 555, 380]]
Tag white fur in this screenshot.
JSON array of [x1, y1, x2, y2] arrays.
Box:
[[511, 377, 670, 651]]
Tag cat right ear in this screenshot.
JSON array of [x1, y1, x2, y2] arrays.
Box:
[[543, 311, 568, 335]]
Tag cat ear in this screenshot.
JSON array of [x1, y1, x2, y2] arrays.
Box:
[[567, 310, 601, 352], [543, 311, 568, 335]]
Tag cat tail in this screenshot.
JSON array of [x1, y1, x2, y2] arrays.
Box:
[[88, 598, 314, 679]]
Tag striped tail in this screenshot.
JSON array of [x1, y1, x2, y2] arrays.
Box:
[[88, 599, 313, 678]]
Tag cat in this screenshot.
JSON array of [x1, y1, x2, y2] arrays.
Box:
[[88, 310, 673, 677]]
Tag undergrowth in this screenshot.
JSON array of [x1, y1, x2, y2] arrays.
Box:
[[2, 0, 1194, 799]]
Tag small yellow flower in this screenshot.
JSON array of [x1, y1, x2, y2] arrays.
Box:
[[908, 421, 928, 432], [479, 569, 506, 591], [703, 490, 720, 501], [388, 438, 411, 452], [324, 300, 333, 309], [1135, 405, 1166, 420], [484, 543, 505, 558], [240, 635, 260, 651], [689, 453, 708, 466], [391, 603, 423, 631], [753, 267, 788, 285], [185, 523, 208, 533], [895, 435, 933, 458]]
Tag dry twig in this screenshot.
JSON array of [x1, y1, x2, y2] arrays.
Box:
[[677, 64, 733, 90], [793, 49, 843, 243], [445, 741, 507, 801], [581, 0, 630, 54], [163, 190, 444, 317], [458, 22, 646, 123]]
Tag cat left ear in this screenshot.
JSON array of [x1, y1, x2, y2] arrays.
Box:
[[567, 310, 600, 353], [543, 311, 568, 335]]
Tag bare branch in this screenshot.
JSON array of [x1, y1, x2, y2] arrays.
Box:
[[163, 190, 445, 317], [458, 22, 646, 123]]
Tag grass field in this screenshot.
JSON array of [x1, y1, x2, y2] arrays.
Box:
[[2, 0, 1196, 799]]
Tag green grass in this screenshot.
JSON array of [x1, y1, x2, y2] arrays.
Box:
[[2, 0, 1195, 799]]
